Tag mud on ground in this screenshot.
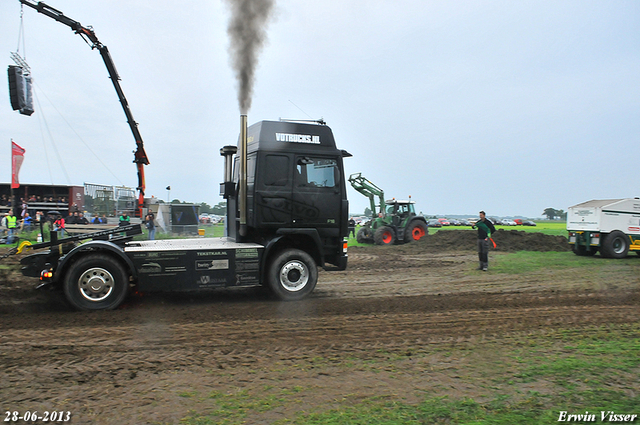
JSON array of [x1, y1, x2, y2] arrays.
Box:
[[0, 230, 638, 424]]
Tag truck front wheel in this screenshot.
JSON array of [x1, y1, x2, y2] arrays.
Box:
[[268, 249, 318, 301], [63, 254, 130, 310], [600, 231, 629, 259]]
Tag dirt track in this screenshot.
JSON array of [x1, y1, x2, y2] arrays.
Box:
[[1, 230, 639, 424]]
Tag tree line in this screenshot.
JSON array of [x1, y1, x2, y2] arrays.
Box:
[[543, 208, 566, 220]]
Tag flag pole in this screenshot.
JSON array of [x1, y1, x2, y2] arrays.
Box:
[[10, 139, 16, 216]]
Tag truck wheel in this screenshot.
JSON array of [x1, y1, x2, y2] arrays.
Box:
[[404, 221, 428, 242], [600, 231, 629, 259], [374, 226, 396, 245], [356, 227, 374, 244], [268, 249, 318, 301], [63, 254, 129, 311]]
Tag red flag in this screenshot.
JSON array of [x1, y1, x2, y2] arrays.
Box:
[[11, 140, 25, 189]]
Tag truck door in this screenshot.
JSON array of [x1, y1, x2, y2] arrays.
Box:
[[292, 156, 342, 230], [254, 153, 293, 227]]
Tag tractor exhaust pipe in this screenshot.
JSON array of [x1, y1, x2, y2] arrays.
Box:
[[238, 114, 248, 237]]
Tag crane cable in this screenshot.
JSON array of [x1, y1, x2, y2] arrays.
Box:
[[33, 81, 125, 186], [33, 88, 71, 184], [15, 5, 26, 58]]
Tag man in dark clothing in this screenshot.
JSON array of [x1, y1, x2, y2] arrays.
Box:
[[66, 212, 77, 225], [348, 217, 356, 238], [145, 212, 156, 240], [77, 212, 89, 224], [471, 211, 496, 271]]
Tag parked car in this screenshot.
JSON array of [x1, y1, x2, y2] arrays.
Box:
[[513, 219, 523, 225], [449, 219, 461, 226], [437, 218, 450, 226], [427, 219, 442, 227], [522, 220, 537, 226], [354, 216, 368, 225], [502, 219, 517, 226], [458, 219, 471, 226]]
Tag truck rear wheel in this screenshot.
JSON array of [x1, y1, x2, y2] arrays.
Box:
[[268, 249, 318, 301], [600, 231, 629, 259], [63, 254, 129, 311], [374, 226, 396, 245], [404, 220, 428, 242], [356, 227, 374, 244]]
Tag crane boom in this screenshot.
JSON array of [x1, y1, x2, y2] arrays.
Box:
[[19, 0, 149, 217]]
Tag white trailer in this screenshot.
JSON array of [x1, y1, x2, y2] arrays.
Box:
[[567, 198, 640, 258]]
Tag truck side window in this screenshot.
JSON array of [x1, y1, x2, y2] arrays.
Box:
[[264, 155, 289, 186], [296, 158, 337, 188]]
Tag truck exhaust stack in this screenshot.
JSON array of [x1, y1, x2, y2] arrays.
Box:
[[238, 114, 248, 237]]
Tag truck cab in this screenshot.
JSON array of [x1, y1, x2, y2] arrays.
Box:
[[224, 119, 350, 270]]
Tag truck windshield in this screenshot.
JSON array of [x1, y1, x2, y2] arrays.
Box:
[[297, 158, 338, 188]]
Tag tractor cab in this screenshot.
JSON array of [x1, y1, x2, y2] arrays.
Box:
[[385, 200, 416, 227], [385, 200, 416, 218]]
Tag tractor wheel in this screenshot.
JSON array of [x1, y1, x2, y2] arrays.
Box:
[[404, 220, 428, 242], [374, 226, 396, 245], [267, 249, 318, 301], [600, 231, 629, 258], [63, 254, 130, 311], [356, 227, 374, 244]]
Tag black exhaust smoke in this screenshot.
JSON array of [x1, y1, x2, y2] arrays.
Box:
[[224, 0, 274, 114]]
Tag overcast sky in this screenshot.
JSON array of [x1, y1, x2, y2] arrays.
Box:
[[1, 0, 639, 218]]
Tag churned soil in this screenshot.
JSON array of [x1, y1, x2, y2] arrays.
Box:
[[1, 230, 638, 424]]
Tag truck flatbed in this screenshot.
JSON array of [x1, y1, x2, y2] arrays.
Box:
[[125, 237, 263, 252]]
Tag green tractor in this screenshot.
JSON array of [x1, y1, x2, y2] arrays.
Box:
[[349, 173, 428, 245]]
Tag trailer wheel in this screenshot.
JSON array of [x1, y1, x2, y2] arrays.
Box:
[[600, 231, 629, 259], [374, 226, 396, 245], [63, 254, 129, 310], [404, 220, 428, 242], [268, 249, 318, 301], [356, 227, 374, 244]]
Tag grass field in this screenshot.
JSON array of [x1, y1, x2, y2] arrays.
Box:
[[430, 221, 567, 236]]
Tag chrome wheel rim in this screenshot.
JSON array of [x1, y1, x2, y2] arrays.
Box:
[[78, 267, 114, 302], [279, 260, 309, 292]]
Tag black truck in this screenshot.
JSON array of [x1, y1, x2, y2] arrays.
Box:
[[20, 117, 350, 310]]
